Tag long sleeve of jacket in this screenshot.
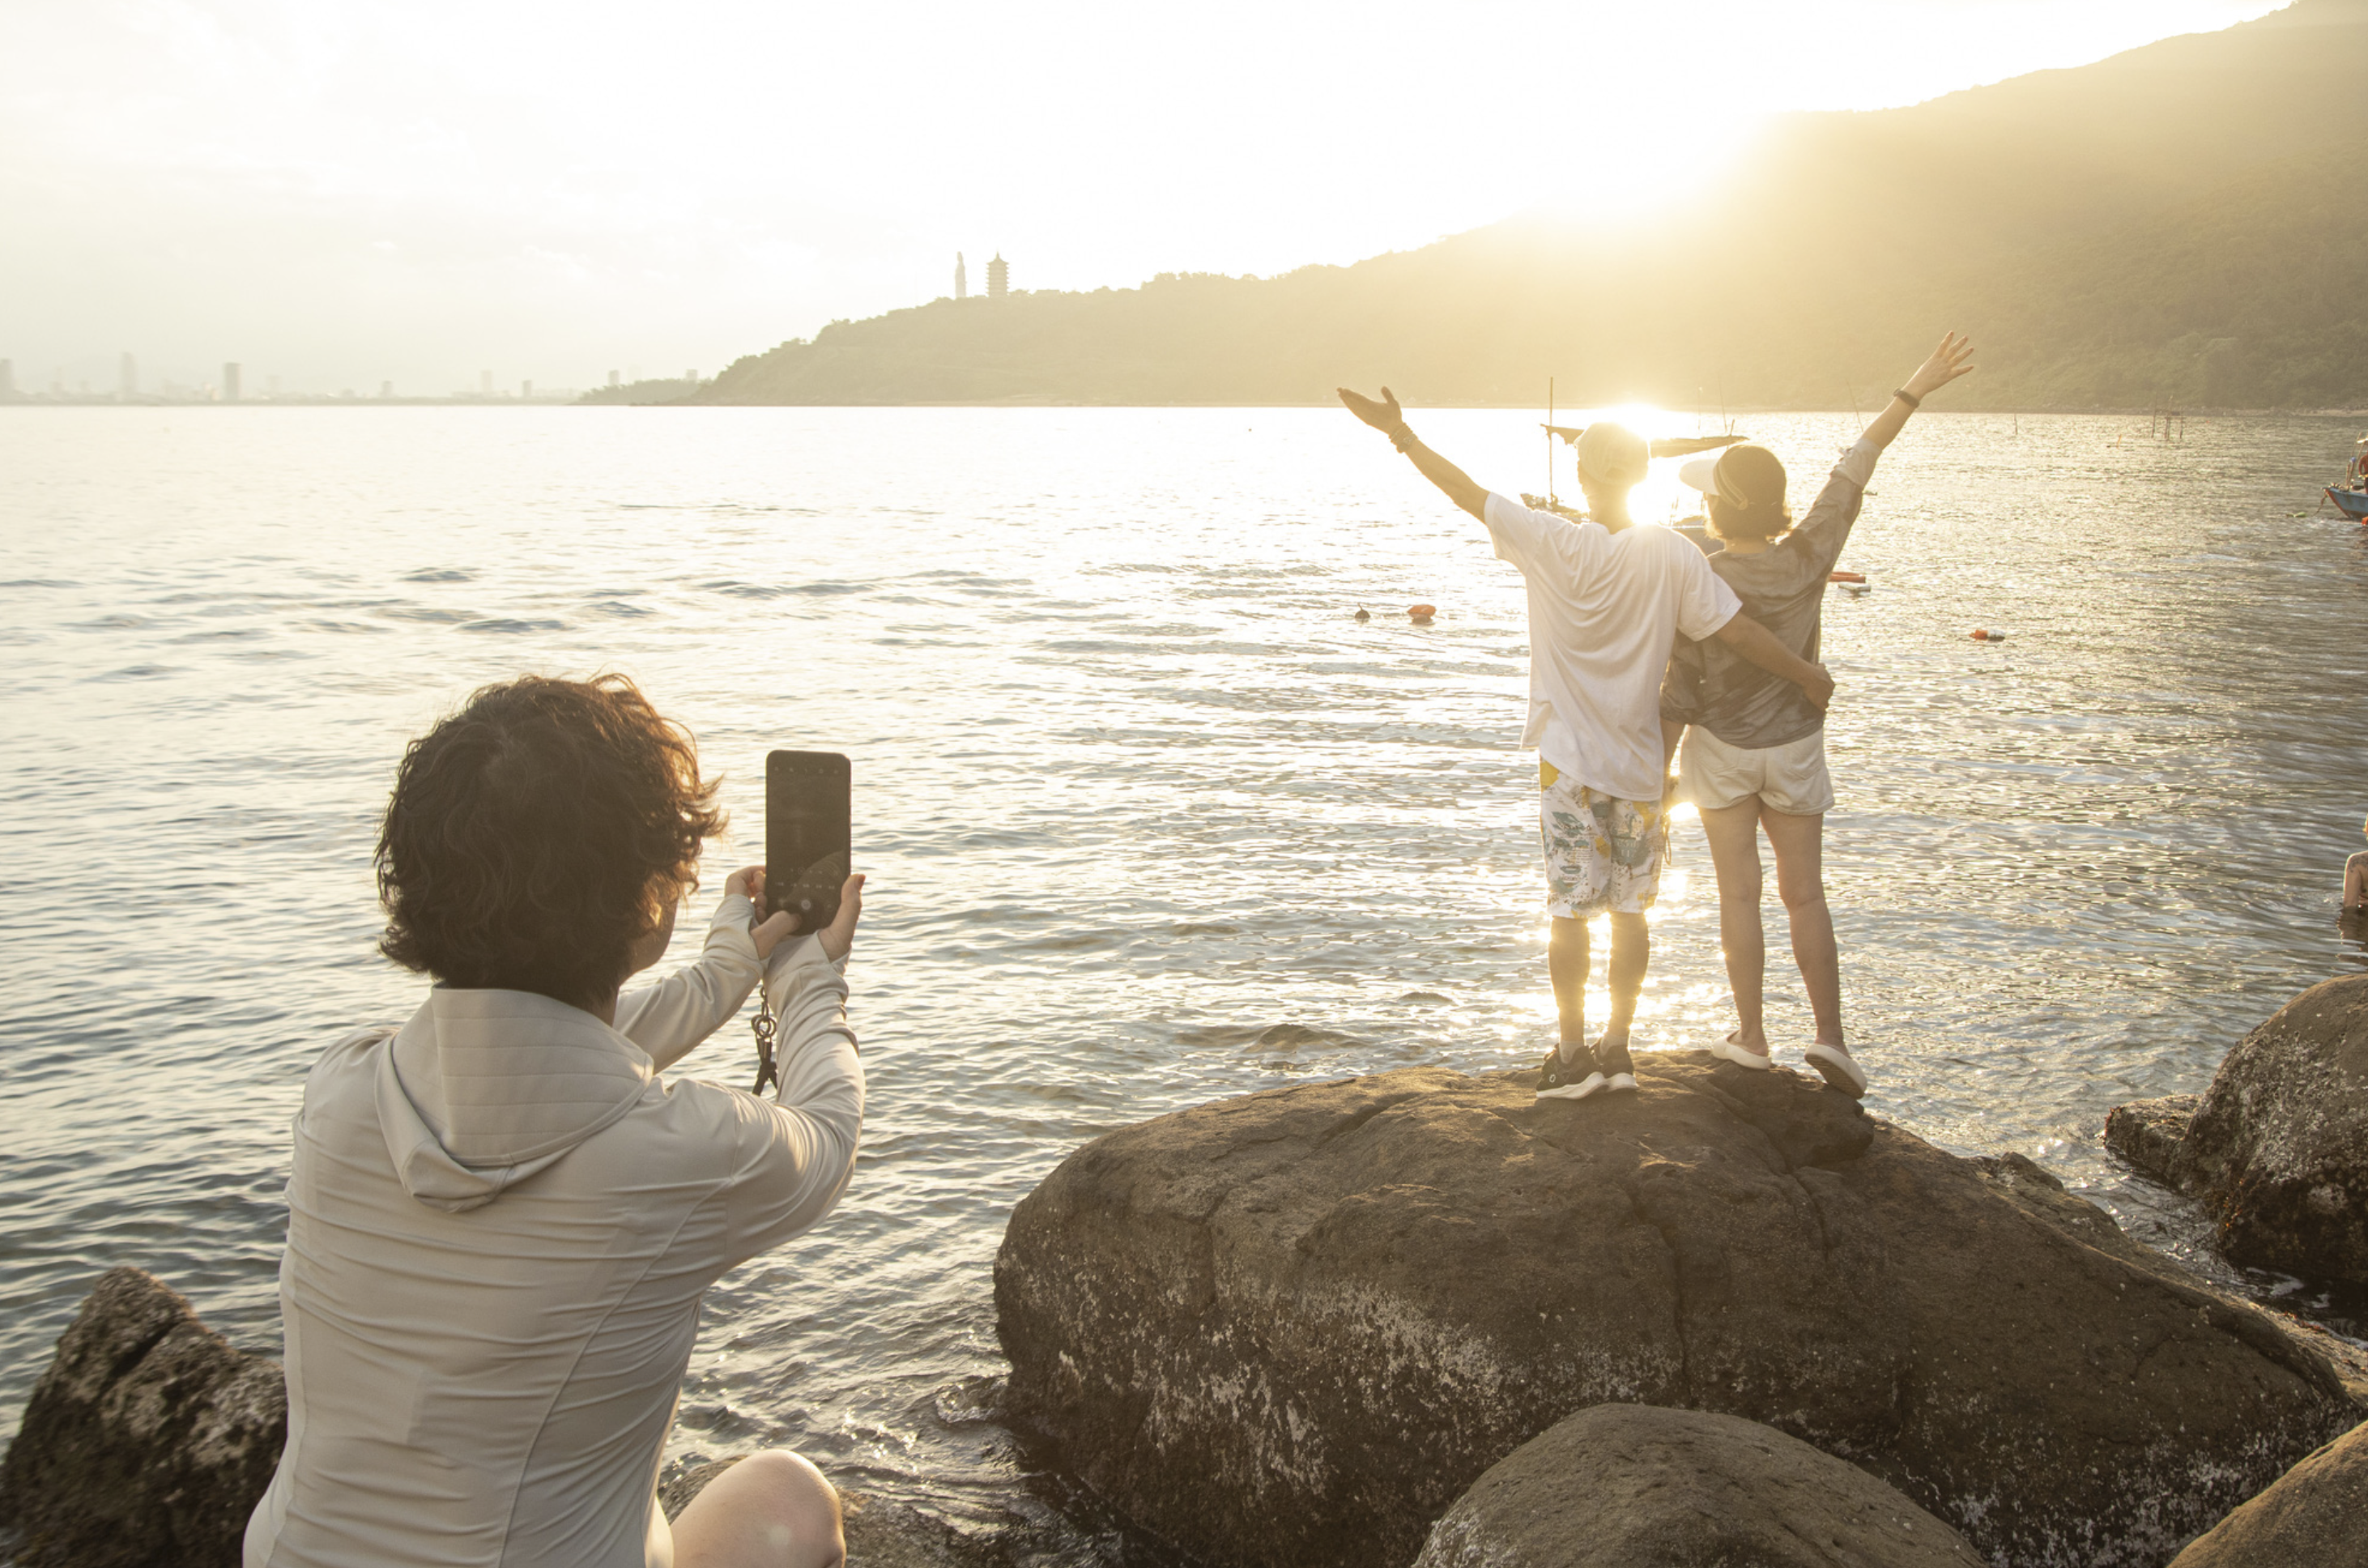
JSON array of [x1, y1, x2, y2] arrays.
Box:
[[614, 893, 764, 1073], [712, 931, 865, 1261]]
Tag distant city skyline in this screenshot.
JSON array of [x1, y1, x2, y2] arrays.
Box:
[[0, 0, 2284, 389]]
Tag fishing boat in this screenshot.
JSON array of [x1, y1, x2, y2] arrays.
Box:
[[2330, 436, 2368, 522]]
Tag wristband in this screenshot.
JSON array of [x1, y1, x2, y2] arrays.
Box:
[[1891, 387, 1922, 410], [1389, 424, 1418, 453]]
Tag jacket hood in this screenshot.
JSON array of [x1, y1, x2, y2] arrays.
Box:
[[376, 987, 654, 1212]]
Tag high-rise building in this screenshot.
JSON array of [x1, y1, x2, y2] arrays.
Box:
[[0, 360, 15, 398], [987, 254, 1008, 299], [380, 381, 393, 399], [522, 380, 533, 399], [120, 352, 138, 398], [955, 253, 968, 300], [223, 363, 241, 402], [480, 369, 493, 397], [607, 370, 620, 388]]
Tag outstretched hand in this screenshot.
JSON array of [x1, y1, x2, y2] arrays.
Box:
[[1903, 333, 1975, 401], [1337, 386, 1405, 434]]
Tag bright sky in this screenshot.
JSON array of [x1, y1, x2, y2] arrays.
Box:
[[0, 0, 2281, 394]]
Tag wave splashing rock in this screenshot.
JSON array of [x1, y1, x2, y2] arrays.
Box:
[[994, 1055, 2367, 1568]]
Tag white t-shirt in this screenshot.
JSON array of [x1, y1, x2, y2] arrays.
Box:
[[1482, 492, 1741, 801]]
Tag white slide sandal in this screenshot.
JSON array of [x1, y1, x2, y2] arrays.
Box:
[[1802, 1042, 1868, 1099], [1709, 1034, 1773, 1070]]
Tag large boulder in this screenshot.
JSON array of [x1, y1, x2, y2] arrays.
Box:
[[2166, 1417, 2368, 1566], [0, 1268, 285, 1568], [995, 1056, 2368, 1568], [2104, 976, 2368, 1287], [1412, 1403, 1986, 1568]]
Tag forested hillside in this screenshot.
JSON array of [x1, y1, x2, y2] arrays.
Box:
[[694, 0, 2368, 410]]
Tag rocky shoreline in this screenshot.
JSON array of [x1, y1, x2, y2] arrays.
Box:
[[994, 1042, 2366, 1568], [8, 976, 2366, 1567]]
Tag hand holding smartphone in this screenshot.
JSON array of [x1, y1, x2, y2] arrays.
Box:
[[765, 750, 852, 935]]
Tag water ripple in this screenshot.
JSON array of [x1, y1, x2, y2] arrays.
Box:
[[2, 406, 2364, 1560]]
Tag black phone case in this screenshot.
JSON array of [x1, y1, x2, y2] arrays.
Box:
[[765, 751, 851, 932]]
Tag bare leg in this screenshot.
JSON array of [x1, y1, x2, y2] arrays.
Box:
[[1601, 912, 1649, 1054], [1697, 801, 1770, 1054], [1760, 808, 1842, 1049], [1548, 916, 1589, 1061], [672, 1451, 845, 1568]]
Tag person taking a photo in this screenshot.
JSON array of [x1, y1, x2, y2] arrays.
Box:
[[246, 673, 865, 1568]]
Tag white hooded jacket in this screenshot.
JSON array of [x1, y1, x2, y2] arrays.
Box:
[[244, 893, 862, 1568]]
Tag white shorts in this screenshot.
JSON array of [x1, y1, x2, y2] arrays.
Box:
[[1680, 726, 1834, 816]]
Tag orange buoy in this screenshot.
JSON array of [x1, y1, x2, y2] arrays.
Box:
[[1970, 628, 1988, 641], [1408, 603, 1437, 622], [1829, 571, 1866, 584]]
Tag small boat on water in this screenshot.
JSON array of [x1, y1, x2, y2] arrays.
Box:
[[1519, 492, 1588, 521], [2331, 437, 2368, 522]]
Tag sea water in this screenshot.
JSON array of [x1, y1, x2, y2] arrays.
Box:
[[2, 406, 2364, 1553]]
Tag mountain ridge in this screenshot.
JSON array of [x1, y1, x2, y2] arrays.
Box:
[[687, 0, 2368, 410]]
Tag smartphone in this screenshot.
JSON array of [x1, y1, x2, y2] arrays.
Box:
[[765, 750, 851, 933]]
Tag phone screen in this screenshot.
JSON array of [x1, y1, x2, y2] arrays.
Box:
[[765, 751, 851, 932]]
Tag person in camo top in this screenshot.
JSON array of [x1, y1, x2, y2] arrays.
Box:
[[1660, 333, 1975, 1100]]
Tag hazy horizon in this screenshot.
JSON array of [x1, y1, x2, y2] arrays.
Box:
[[1, 0, 2281, 396]]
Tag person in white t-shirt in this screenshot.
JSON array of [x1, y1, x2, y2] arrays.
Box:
[[1339, 387, 1834, 1101]]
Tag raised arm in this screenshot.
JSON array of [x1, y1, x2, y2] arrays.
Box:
[[1339, 386, 1488, 520], [1714, 612, 1834, 711], [1859, 333, 1975, 454], [613, 886, 766, 1072]]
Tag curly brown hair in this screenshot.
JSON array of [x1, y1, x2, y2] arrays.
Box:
[[375, 674, 725, 1009]]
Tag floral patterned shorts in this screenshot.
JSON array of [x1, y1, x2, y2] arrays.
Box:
[[1539, 760, 1666, 918]]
